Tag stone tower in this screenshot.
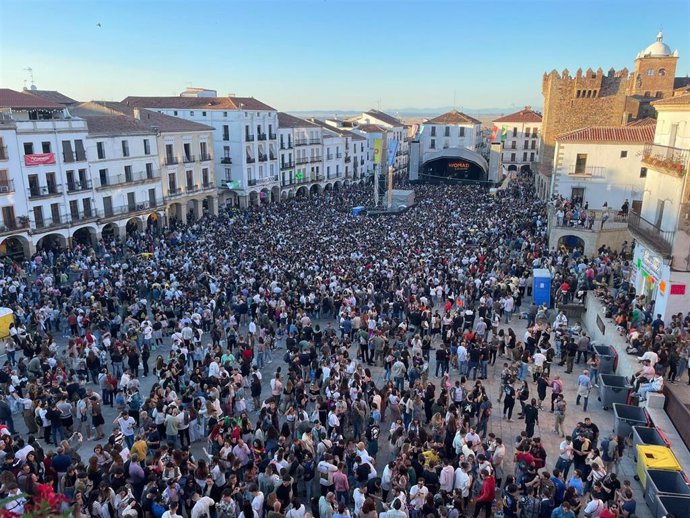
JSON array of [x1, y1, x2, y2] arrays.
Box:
[[629, 32, 679, 99]]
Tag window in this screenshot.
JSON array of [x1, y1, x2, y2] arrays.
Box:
[[656, 91, 663, 98], [524, 141, 529, 149], [186, 170, 194, 189], [75, 140, 86, 160], [42, 141, 51, 153], [525, 127, 531, 136], [512, 127, 517, 137], [647, 68, 654, 76], [23, 142, 34, 155], [430, 139, 435, 149], [223, 145, 230, 158], [640, 167, 647, 178], [530, 152, 535, 161], [575, 153, 587, 174], [620, 150, 628, 158], [223, 111, 228, 117], [202, 111, 207, 117], [97, 142, 105, 159], [173, 111, 178, 116], [531, 140, 536, 150], [103, 196, 113, 217], [144, 139, 151, 155], [459, 127, 465, 137], [511, 141, 516, 149], [121, 140, 130, 157], [124, 165, 133, 182], [510, 153, 516, 162], [223, 125, 230, 141], [430, 127, 436, 137], [69, 200, 79, 219], [99, 169, 108, 186], [190, 111, 194, 116], [658, 68, 666, 76], [523, 152, 528, 161], [444, 126, 450, 137], [146, 163, 154, 178], [168, 173, 177, 192]]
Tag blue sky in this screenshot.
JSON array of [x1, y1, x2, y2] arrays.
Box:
[[1, 0, 689, 112]]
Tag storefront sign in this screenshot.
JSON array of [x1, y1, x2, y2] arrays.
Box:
[[641, 250, 662, 277], [24, 152, 56, 166], [448, 161, 470, 170], [670, 284, 686, 295]]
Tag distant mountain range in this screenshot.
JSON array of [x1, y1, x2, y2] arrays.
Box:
[[291, 106, 543, 119]]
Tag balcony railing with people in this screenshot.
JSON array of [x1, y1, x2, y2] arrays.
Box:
[[628, 211, 675, 257], [642, 143, 689, 176]]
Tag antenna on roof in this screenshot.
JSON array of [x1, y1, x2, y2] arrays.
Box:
[[376, 98, 382, 111], [23, 67, 35, 91]]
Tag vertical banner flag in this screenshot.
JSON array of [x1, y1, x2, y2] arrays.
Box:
[[373, 138, 383, 164], [501, 125, 508, 142], [387, 140, 398, 167], [490, 125, 499, 142]]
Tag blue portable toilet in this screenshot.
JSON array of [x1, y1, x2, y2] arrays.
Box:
[[533, 268, 552, 307]]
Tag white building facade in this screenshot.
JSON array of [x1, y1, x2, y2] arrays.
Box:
[[492, 107, 543, 172], [629, 93, 690, 320], [549, 124, 655, 210], [124, 89, 279, 207], [277, 113, 324, 198], [418, 110, 482, 155], [347, 110, 409, 175]]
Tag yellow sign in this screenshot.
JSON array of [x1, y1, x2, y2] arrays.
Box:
[[373, 138, 382, 164]]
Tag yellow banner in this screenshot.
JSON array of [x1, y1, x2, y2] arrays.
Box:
[[373, 138, 383, 164]]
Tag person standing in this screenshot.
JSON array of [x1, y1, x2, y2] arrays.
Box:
[[551, 375, 564, 412], [473, 469, 496, 518], [503, 381, 516, 421], [554, 394, 567, 438], [556, 436, 575, 479], [524, 398, 539, 438], [576, 370, 593, 411]]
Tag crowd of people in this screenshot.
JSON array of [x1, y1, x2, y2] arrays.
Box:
[[0, 172, 685, 518]]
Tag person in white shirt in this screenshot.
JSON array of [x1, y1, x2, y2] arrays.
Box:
[[409, 479, 429, 511], [191, 494, 215, 518], [454, 462, 471, 500], [353, 485, 368, 515], [638, 350, 659, 367], [250, 485, 265, 518]]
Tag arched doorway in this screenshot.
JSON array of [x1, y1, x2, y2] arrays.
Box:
[[271, 186, 280, 203], [260, 188, 270, 204], [0, 236, 30, 260], [126, 218, 142, 234], [508, 165, 518, 172], [296, 186, 308, 198], [146, 212, 160, 232], [101, 222, 118, 241], [186, 199, 199, 222], [310, 184, 321, 196], [249, 191, 260, 206], [557, 235, 585, 252], [168, 202, 183, 225], [324, 183, 333, 193], [73, 226, 96, 248], [520, 164, 531, 173], [36, 233, 67, 252], [334, 181, 342, 191]]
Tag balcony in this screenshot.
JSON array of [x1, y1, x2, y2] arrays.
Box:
[[269, 132, 277, 140], [66, 180, 93, 193], [165, 156, 179, 166], [202, 181, 215, 190], [247, 175, 279, 187], [0, 146, 7, 160], [199, 153, 212, 162], [344, 156, 352, 163], [96, 169, 160, 189], [269, 153, 276, 161], [296, 156, 309, 165], [167, 187, 183, 198], [223, 134, 230, 141], [28, 185, 63, 199], [245, 134, 255, 142], [0, 217, 30, 235], [221, 157, 232, 164], [258, 154, 267, 162], [628, 211, 675, 257], [183, 155, 195, 163], [295, 138, 308, 147], [335, 153, 343, 159], [100, 200, 163, 220], [71, 210, 98, 223], [326, 154, 334, 160], [257, 133, 267, 141], [281, 161, 294, 170], [186, 184, 200, 194], [642, 143, 689, 176], [32, 214, 71, 231], [310, 156, 321, 163], [309, 138, 321, 145], [566, 165, 606, 178], [0, 180, 15, 194], [246, 157, 256, 164]]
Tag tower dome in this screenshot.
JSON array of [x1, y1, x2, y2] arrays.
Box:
[[638, 32, 673, 58]]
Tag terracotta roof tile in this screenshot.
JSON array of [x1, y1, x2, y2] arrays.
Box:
[[555, 125, 655, 143], [493, 107, 543, 124], [27, 90, 78, 106], [651, 93, 690, 107], [364, 109, 403, 126], [278, 112, 321, 129], [0, 88, 64, 109], [425, 110, 481, 125], [355, 124, 386, 133], [122, 95, 276, 111], [626, 117, 657, 126]]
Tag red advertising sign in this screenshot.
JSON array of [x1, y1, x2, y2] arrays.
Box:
[[670, 284, 686, 295], [24, 153, 56, 166]]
